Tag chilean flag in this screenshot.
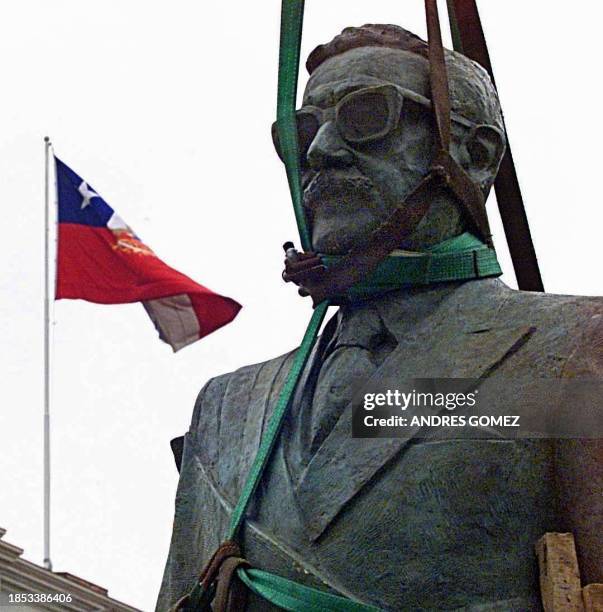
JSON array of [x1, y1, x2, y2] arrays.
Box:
[[55, 157, 241, 351]]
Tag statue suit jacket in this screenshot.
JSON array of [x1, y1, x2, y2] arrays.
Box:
[[157, 278, 602, 611]]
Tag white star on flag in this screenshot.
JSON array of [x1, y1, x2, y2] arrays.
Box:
[[78, 181, 99, 209]]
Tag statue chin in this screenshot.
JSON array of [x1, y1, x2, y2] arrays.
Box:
[[311, 222, 374, 255], [309, 200, 390, 255]]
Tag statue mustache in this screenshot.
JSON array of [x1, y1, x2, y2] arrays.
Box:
[[303, 168, 377, 210]]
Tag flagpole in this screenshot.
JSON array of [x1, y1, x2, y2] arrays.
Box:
[[43, 136, 53, 571]]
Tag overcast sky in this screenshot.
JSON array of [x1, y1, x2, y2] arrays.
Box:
[[1, 1, 601, 610]]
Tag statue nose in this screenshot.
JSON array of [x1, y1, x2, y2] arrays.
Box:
[[306, 122, 354, 169]]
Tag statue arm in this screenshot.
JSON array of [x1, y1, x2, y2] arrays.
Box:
[[556, 310, 603, 584], [555, 439, 603, 584]]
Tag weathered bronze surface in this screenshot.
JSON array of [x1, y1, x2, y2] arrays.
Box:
[[157, 25, 602, 611]]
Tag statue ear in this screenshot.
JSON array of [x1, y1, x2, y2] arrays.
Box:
[[465, 124, 506, 175]]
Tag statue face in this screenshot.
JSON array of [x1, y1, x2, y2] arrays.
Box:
[[291, 46, 493, 255]]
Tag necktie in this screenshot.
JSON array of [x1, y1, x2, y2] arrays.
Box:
[[309, 304, 397, 453]]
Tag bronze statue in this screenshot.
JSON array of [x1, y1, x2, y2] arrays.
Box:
[[157, 25, 602, 611]]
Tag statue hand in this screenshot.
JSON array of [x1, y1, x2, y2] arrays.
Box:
[[282, 244, 326, 297]]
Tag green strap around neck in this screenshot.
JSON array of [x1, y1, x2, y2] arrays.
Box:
[[322, 232, 502, 300]]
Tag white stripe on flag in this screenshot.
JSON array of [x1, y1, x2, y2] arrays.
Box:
[[143, 294, 201, 352]]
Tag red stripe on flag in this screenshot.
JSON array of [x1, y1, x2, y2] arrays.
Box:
[[56, 223, 241, 343]]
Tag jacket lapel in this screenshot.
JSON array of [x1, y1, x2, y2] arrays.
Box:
[[295, 284, 535, 542]]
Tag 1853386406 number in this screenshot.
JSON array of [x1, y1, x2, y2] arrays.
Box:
[[9, 592, 73, 603]]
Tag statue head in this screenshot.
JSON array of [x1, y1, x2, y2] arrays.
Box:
[[274, 24, 506, 255]]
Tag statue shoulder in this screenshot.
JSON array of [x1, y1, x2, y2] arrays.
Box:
[[188, 348, 299, 460], [504, 288, 602, 377], [559, 296, 603, 378], [496, 284, 602, 333], [498, 282, 602, 314]]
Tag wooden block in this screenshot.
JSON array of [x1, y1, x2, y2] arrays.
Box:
[[536, 533, 584, 611], [583, 584, 603, 611]]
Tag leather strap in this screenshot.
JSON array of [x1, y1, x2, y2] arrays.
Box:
[[423, 2, 492, 241], [432, 148, 491, 244], [426, 0, 451, 151], [214, 557, 250, 612], [446, 0, 544, 292], [172, 540, 245, 611]]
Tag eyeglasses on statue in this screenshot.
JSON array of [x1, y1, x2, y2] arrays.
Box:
[[271, 83, 476, 163]]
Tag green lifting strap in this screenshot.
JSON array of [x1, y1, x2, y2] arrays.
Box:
[[227, 300, 329, 540], [276, 0, 312, 252], [328, 232, 502, 299], [238, 568, 382, 612]]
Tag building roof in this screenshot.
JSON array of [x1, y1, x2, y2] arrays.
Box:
[[0, 527, 142, 611]]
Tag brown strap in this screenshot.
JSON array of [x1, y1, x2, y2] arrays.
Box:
[[446, 0, 544, 292], [425, 0, 451, 152], [425, 0, 491, 243], [213, 556, 250, 612], [170, 541, 245, 611], [198, 540, 241, 592], [432, 149, 491, 245]]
